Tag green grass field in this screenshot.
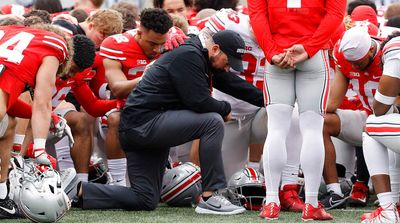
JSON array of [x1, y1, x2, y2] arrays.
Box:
[[1, 204, 375, 223]]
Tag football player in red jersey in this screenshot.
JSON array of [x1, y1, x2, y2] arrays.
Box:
[[0, 24, 72, 219], [320, 25, 382, 210], [50, 9, 123, 183], [99, 8, 172, 186], [248, 0, 346, 220]]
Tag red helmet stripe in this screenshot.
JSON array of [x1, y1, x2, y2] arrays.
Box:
[[246, 167, 258, 181], [162, 172, 201, 202]]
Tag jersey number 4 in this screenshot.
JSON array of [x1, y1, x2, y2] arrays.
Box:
[[0, 30, 34, 64]]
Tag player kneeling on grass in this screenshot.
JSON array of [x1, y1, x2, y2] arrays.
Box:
[[359, 32, 400, 223]]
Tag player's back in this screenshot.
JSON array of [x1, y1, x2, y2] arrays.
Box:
[[0, 25, 67, 87]]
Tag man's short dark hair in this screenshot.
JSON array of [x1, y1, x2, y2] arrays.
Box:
[[70, 9, 89, 23], [73, 35, 96, 69], [33, 0, 63, 14], [347, 0, 377, 15], [153, 0, 193, 9], [114, 8, 137, 31], [140, 8, 173, 34], [194, 0, 238, 12], [387, 16, 400, 29]]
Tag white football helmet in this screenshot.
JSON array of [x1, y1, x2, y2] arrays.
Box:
[[161, 162, 202, 207], [228, 167, 266, 211], [8, 156, 25, 202], [19, 161, 70, 223]]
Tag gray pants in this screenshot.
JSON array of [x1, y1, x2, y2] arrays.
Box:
[[81, 110, 227, 210]]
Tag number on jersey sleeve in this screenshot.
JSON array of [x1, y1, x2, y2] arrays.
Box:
[[0, 30, 34, 64]]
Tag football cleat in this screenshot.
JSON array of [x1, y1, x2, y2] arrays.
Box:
[[361, 203, 399, 223], [259, 202, 280, 220], [348, 181, 369, 207], [279, 184, 305, 212], [302, 202, 333, 221]]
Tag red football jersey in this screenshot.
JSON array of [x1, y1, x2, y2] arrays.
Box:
[[99, 29, 152, 81], [0, 26, 67, 88], [52, 68, 96, 109], [248, 0, 346, 62], [89, 53, 108, 99], [333, 41, 382, 114], [52, 66, 118, 117]]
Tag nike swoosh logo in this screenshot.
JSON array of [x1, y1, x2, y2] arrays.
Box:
[[208, 202, 222, 209], [329, 197, 343, 206], [0, 206, 16, 214]]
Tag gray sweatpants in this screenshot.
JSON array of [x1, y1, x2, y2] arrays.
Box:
[[81, 110, 227, 210]]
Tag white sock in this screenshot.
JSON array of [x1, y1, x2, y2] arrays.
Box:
[[76, 173, 88, 182], [281, 164, 299, 189], [55, 137, 74, 172], [363, 133, 389, 176], [247, 161, 259, 169], [326, 183, 344, 196], [285, 105, 302, 169], [389, 150, 400, 203], [108, 158, 127, 186], [299, 111, 324, 207], [378, 192, 396, 207], [0, 182, 7, 199], [264, 104, 293, 204], [13, 134, 25, 145]]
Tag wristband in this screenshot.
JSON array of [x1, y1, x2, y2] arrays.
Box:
[[374, 91, 395, 105]]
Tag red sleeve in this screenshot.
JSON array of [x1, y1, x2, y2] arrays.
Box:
[[8, 100, 32, 119], [248, 0, 281, 63], [73, 82, 118, 117], [303, 0, 346, 57]]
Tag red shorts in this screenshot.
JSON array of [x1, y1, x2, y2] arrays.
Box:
[[0, 70, 27, 110]]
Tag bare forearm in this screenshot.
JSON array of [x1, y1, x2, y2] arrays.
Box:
[[31, 101, 52, 139], [110, 79, 140, 99]]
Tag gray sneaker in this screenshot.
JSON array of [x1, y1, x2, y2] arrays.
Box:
[[195, 194, 246, 215]]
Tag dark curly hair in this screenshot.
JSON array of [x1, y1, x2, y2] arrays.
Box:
[[23, 10, 51, 24], [347, 0, 377, 16], [73, 35, 96, 69], [140, 8, 173, 34], [153, 0, 193, 8], [381, 31, 400, 51]]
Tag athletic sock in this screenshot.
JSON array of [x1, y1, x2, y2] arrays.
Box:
[[326, 183, 344, 196], [264, 104, 293, 205], [299, 111, 324, 207], [0, 182, 7, 199], [77, 173, 89, 183], [108, 158, 127, 186]]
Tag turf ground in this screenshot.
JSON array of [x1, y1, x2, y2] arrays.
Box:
[[2, 204, 374, 223]]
